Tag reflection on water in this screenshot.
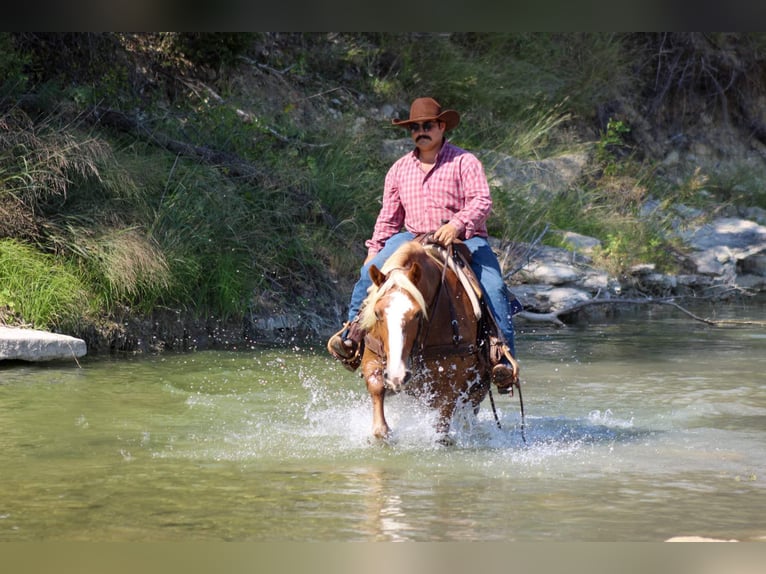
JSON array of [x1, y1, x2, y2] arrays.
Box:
[[0, 300, 764, 541]]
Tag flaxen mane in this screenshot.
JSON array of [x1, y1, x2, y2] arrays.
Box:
[[359, 242, 429, 331]]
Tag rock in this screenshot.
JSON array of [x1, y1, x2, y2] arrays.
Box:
[[519, 261, 583, 285], [665, 536, 738, 542], [628, 263, 656, 276], [681, 217, 766, 259], [253, 314, 298, 331], [579, 269, 611, 291], [379, 103, 396, 120], [486, 151, 588, 197], [643, 273, 678, 291], [560, 231, 602, 254], [687, 245, 737, 277], [741, 205, 766, 225], [514, 284, 592, 313], [676, 274, 715, 288], [542, 287, 593, 311], [671, 217, 766, 292], [735, 273, 766, 290], [662, 149, 680, 165], [0, 327, 87, 362], [741, 253, 766, 276]]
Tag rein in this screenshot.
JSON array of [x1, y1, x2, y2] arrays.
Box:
[[414, 242, 462, 354]]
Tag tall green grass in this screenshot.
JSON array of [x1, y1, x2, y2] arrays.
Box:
[[0, 239, 90, 329]]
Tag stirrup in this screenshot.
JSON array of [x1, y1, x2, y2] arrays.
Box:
[[488, 336, 519, 394], [327, 323, 363, 372], [492, 363, 516, 395]]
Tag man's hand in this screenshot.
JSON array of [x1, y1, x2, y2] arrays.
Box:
[[433, 221, 459, 246]]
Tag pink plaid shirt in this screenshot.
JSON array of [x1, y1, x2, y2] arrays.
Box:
[[365, 141, 492, 255]]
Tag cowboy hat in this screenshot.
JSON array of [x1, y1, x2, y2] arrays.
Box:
[[392, 97, 460, 131]]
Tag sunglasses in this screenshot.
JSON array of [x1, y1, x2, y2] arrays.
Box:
[[408, 121, 440, 132]]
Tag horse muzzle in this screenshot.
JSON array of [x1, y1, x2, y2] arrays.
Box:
[[383, 367, 411, 393]]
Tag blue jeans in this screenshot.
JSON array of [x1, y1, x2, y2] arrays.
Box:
[[347, 232, 520, 354]]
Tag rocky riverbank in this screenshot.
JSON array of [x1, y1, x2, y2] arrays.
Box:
[[502, 212, 766, 319]]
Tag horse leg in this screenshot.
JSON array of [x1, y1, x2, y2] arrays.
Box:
[[468, 376, 491, 415], [363, 357, 390, 440], [370, 387, 390, 440], [432, 391, 459, 445]]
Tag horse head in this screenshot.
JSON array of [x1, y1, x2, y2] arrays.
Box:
[[360, 243, 440, 393]]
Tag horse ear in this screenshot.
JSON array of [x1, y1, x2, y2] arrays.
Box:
[[369, 265, 386, 287], [408, 262, 421, 284]]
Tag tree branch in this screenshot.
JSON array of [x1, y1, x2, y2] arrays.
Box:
[[517, 296, 766, 327]]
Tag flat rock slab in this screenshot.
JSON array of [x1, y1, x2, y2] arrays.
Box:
[[0, 327, 87, 362]]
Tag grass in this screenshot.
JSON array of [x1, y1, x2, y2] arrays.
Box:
[[0, 239, 90, 330]]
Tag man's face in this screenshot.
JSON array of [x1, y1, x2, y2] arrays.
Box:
[[408, 120, 445, 153]]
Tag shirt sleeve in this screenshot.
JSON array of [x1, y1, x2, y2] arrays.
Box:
[[365, 163, 405, 255], [451, 153, 492, 239]]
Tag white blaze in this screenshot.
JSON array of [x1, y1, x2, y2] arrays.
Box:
[[385, 290, 413, 382]]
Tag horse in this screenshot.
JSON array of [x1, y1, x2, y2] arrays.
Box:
[[358, 237, 507, 444]]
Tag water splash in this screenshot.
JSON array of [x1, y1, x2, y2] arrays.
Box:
[[146, 350, 656, 483]]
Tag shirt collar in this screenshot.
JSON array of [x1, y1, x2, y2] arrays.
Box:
[[411, 138, 450, 162]]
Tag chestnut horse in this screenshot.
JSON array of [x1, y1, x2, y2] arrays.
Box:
[[358, 238, 497, 443]]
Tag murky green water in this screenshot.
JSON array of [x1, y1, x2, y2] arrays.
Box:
[[1, 300, 764, 541]]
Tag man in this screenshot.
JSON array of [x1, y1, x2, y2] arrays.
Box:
[[327, 97, 519, 391]]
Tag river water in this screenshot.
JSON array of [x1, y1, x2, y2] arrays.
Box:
[[1, 299, 764, 542]]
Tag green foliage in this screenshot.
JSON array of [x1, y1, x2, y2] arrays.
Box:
[[566, 174, 686, 274], [0, 239, 90, 330], [161, 33, 255, 71], [0, 112, 114, 201], [2, 32, 765, 339], [595, 118, 631, 174], [65, 65, 131, 108], [0, 33, 28, 95], [701, 162, 766, 210], [134, 152, 257, 317], [12, 33, 126, 88]]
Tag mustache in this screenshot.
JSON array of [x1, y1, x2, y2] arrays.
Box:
[[416, 135, 431, 142]]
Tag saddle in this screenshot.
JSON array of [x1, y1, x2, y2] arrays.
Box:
[[416, 234, 483, 320]]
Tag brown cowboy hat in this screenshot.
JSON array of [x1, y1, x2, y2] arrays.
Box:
[[392, 97, 460, 131]]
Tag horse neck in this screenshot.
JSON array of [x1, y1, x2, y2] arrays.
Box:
[[407, 253, 440, 309], [419, 257, 476, 347]]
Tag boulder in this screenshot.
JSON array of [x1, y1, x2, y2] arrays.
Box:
[[681, 217, 766, 268], [513, 284, 593, 313], [0, 327, 87, 362]]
